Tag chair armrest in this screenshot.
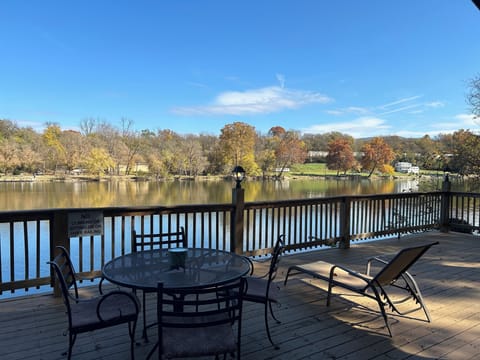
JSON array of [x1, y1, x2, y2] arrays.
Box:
[[329, 264, 371, 282], [243, 256, 255, 276], [366, 256, 390, 275], [96, 291, 140, 321]]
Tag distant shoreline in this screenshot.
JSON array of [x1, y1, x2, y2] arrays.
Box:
[[0, 172, 428, 183]]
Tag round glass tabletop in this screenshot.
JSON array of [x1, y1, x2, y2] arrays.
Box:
[[102, 248, 251, 291]]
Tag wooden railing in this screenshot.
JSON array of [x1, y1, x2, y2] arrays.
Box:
[[0, 187, 477, 296]]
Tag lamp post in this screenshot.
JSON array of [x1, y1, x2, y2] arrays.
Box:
[[231, 166, 246, 254], [232, 165, 246, 189]]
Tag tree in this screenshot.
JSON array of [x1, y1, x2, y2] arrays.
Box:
[[467, 75, 480, 119], [360, 137, 395, 177], [219, 122, 259, 175], [83, 148, 115, 177], [60, 130, 88, 171], [42, 124, 66, 172], [450, 129, 480, 175], [326, 138, 357, 175], [0, 138, 19, 174], [273, 129, 307, 177], [120, 118, 142, 175]]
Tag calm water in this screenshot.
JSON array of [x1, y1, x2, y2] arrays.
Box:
[[0, 177, 434, 211], [0, 175, 467, 299]]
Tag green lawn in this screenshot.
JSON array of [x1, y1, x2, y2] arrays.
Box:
[[288, 163, 441, 178]]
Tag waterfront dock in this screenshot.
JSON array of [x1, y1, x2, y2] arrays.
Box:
[[1, 231, 478, 359]]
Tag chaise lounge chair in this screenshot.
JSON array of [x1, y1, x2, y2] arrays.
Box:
[[284, 241, 439, 336]]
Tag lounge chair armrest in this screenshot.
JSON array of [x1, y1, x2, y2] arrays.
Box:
[[366, 256, 390, 275], [329, 264, 371, 282], [96, 290, 140, 321]]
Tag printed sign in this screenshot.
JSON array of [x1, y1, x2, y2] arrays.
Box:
[[68, 211, 104, 237]]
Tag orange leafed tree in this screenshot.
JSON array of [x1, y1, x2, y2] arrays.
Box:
[[326, 138, 357, 175], [360, 137, 395, 178], [271, 128, 307, 177]]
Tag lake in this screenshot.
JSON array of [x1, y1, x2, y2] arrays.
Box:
[[0, 176, 446, 211]]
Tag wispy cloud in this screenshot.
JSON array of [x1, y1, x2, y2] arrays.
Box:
[[425, 101, 445, 108], [431, 114, 478, 132], [171, 85, 332, 116], [326, 106, 369, 116], [378, 103, 423, 116], [302, 117, 390, 138], [378, 95, 423, 109], [327, 95, 444, 118]]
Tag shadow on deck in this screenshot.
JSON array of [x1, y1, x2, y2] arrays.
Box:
[[1, 231, 479, 359]]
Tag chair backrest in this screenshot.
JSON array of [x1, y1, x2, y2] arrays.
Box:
[[157, 277, 246, 357], [267, 235, 285, 283], [373, 241, 439, 286], [48, 246, 79, 326], [132, 226, 187, 252]]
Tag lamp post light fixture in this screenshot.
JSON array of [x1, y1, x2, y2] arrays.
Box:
[[232, 166, 246, 189]]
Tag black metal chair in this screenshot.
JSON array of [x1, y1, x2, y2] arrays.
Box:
[[150, 277, 246, 359], [242, 235, 285, 349], [48, 246, 139, 360], [284, 241, 439, 336], [131, 226, 187, 341]]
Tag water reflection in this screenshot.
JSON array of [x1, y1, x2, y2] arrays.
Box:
[[0, 176, 464, 211]]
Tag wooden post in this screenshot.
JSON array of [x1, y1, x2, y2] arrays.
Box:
[[50, 210, 70, 297], [440, 175, 451, 232], [231, 187, 245, 254], [339, 197, 351, 249]]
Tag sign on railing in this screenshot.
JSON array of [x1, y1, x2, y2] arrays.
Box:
[[68, 211, 104, 237]]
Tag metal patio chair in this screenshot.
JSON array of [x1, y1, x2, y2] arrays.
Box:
[[284, 241, 439, 336], [149, 277, 246, 359], [48, 246, 139, 360], [242, 235, 285, 349], [132, 226, 187, 341]]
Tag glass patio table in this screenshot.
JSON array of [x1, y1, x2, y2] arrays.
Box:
[[102, 248, 251, 292]]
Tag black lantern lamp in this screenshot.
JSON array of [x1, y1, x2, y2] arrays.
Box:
[[232, 166, 246, 189]]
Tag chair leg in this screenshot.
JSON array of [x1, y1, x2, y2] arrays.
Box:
[[67, 332, 76, 360], [268, 300, 281, 324], [326, 281, 334, 306], [129, 319, 138, 359], [142, 291, 149, 342], [371, 287, 393, 337], [402, 272, 432, 322], [264, 302, 279, 350]]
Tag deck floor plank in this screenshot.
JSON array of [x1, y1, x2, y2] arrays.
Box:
[[1, 231, 479, 359]]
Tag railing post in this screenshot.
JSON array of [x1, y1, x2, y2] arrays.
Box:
[[231, 187, 245, 254], [440, 175, 451, 232], [339, 197, 351, 249], [50, 210, 70, 297]]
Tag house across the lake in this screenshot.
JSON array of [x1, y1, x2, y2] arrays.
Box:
[[395, 162, 420, 174]]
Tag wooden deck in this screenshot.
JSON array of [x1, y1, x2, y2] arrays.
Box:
[[1, 231, 479, 359]]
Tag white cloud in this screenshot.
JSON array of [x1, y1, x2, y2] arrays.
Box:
[[276, 74, 286, 88], [378, 103, 423, 116], [302, 117, 390, 138], [326, 110, 344, 116], [430, 114, 478, 131], [425, 101, 445, 108], [326, 106, 369, 116], [379, 95, 423, 109], [171, 85, 332, 116], [455, 113, 478, 126]]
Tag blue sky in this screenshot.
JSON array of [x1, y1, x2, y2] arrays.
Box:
[[1, 1, 479, 138]]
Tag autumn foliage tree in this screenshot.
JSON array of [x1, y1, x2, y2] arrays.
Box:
[[326, 138, 357, 175], [269, 127, 307, 177], [219, 122, 259, 175], [450, 129, 480, 175], [360, 137, 395, 177]]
